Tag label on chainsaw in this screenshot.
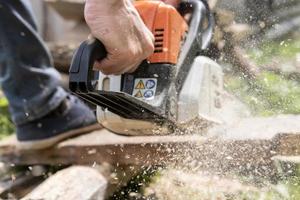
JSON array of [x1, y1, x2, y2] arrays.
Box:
[[133, 78, 157, 100]]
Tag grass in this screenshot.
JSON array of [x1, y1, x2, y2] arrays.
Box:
[[0, 97, 15, 140], [285, 181, 300, 200]]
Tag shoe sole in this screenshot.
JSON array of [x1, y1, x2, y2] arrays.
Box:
[[17, 123, 102, 150]]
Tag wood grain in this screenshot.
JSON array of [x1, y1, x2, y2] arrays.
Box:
[[22, 166, 107, 200]]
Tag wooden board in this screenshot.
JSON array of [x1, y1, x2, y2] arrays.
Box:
[[0, 128, 300, 178], [0, 130, 205, 166], [1, 115, 300, 178], [23, 166, 107, 200]]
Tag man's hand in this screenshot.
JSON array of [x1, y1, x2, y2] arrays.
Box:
[[161, 0, 180, 7], [84, 0, 154, 75]]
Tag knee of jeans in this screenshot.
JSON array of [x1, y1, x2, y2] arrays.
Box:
[[0, 55, 21, 87], [0, 51, 11, 83]]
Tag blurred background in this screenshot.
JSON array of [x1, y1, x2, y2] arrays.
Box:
[[0, 0, 299, 199]]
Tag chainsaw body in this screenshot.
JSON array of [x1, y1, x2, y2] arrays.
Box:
[[98, 56, 223, 135], [69, 0, 223, 135]]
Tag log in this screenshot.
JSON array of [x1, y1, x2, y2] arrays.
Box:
[[22, 166, 107, 200], [0, 115, 300, 179]]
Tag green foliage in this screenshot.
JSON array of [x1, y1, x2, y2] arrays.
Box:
[[286, 182, 300, 200], [0, 97, 15, 139], [225, 72, 300, 116], [247, 39, 300, 65]]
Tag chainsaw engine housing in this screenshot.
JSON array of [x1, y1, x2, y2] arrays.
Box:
[[98, 56, 224, 135], [69, 0, 216, 135]]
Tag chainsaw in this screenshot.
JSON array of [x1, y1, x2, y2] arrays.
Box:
[[69, 0, 224, 135]]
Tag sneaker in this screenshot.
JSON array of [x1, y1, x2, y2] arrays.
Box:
[[17, 95, 101, 150]]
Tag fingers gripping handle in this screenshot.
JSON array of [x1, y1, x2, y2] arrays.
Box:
[[69, 38, 106, 93]]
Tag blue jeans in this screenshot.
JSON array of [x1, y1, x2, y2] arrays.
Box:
[[0, 0, 67, 125]]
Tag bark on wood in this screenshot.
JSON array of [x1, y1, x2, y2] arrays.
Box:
[[22, 166, 107, 200]]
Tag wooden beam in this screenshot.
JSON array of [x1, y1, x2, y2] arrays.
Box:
[[23, 166, 107, 200], [1, 115, 300, 179], [0, 131, 202, 166], [0, 129, 300, 179]]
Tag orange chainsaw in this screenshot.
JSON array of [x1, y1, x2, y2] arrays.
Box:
[[69, 0, 224, 135]]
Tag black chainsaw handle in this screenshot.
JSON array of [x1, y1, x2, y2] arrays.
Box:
[[69, 38, 106, 93]]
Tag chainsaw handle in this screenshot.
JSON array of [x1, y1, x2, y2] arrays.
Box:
[[180, 0, 214, 50], [175, 0, 214, 91], [200, 0, 215, 49], [69, 38, 106, 93]]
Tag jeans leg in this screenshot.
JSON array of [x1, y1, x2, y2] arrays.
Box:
[[0, 1, 67, 125]]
